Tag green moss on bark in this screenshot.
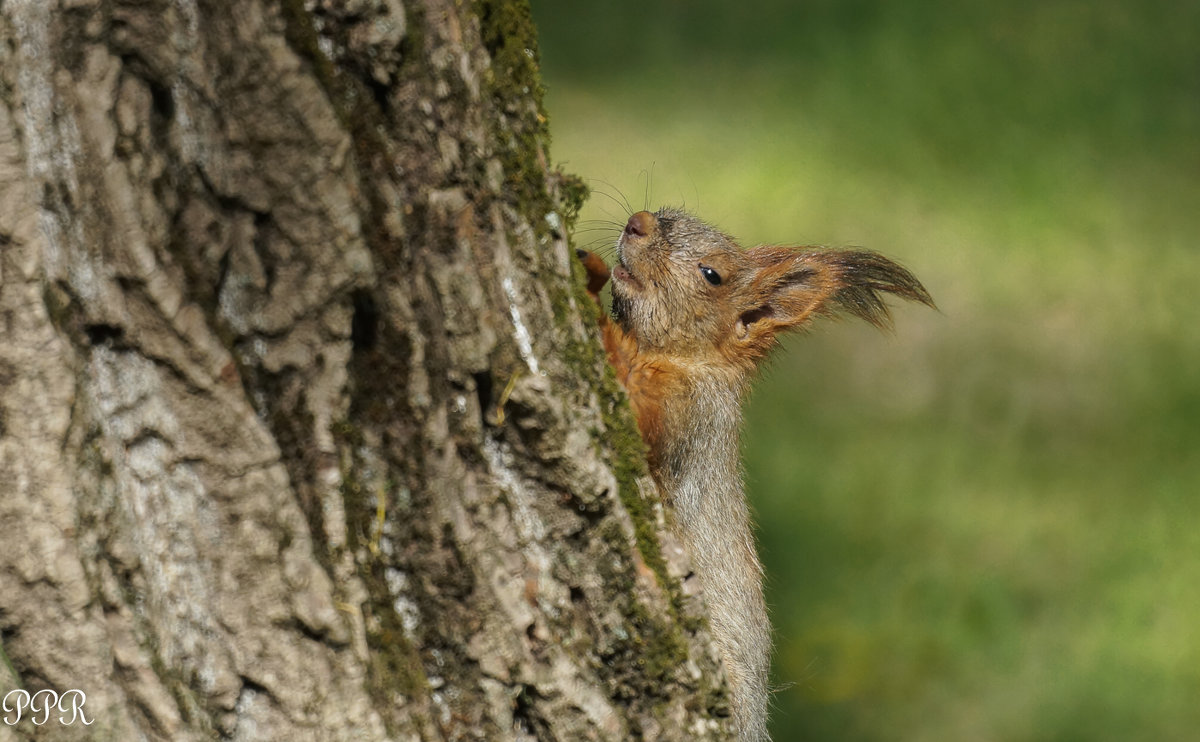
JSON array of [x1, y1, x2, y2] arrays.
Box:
[[0, 638, 19, 687], [333, 421, 430, 700], [473, 0, 555, 223]]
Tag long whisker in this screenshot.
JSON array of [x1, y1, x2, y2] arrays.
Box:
[[576, 242, 619, 260], [575, 219, 626, 229], [588, 178, 634, 216], [642, 162, 656, 212]]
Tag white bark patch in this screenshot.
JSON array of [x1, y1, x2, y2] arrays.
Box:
[[171, 0, 203, 164], [9, 0, 94, 301], [479, 436, 558, 631], [384, 567, 421, 635], [88, 347, 236, 698], [482, 439, 548, 557], [502, 276, 541, 376]]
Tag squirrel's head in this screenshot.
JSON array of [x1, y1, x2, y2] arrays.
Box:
[[610, 208, 935, 374]]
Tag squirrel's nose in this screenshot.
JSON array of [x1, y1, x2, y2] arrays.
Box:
[[624, 211, 656, 238]]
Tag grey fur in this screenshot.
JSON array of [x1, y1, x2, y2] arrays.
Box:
[[660, 376, 771, 741]]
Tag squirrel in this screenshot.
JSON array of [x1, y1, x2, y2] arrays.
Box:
[[577, 208, 934, 741]]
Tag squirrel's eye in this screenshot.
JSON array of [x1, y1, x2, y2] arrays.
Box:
[[699, 265, 722, 286]]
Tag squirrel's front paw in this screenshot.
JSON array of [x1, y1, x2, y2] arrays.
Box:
[[575, 249, 611, 301]]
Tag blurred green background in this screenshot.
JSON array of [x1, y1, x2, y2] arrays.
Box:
[[529, 1, 1199, 739]]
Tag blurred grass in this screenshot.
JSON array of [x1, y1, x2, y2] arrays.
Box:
[[530, 0, 1200, 739]]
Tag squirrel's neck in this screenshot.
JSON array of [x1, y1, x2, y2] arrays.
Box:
[[654, 373, 746, 498]]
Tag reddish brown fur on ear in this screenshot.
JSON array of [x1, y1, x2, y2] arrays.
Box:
[[735, 246, 934, 359]]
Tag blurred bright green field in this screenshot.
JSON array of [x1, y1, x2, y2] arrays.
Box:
[[531, 1, 1200, 739]]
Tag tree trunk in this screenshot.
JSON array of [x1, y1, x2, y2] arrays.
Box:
[[0, 1, 731, 739]]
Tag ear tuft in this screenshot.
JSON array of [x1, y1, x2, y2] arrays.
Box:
[[826, 250, 936, 329]]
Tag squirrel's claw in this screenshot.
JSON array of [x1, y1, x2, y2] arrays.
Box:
[[576, 249, 611, 301]]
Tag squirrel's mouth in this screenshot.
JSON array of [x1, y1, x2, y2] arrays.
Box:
[[612, 261, 643, 290]]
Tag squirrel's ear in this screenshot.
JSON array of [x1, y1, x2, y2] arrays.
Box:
[[736, 247, 934, 343]]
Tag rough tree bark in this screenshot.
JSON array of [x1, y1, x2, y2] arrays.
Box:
[[0, 1, 733, 740]]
